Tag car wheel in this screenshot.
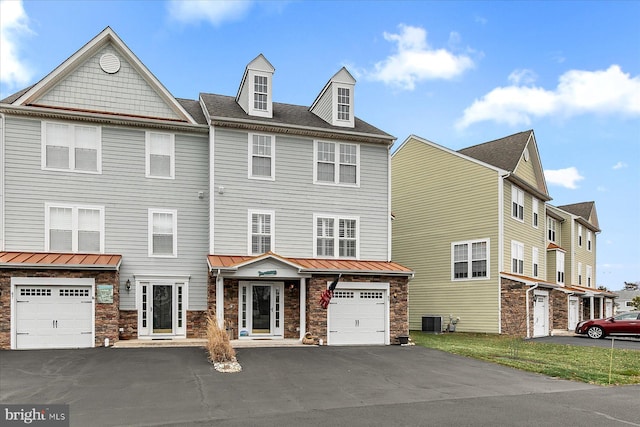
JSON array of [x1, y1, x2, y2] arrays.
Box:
[[587, 326, 604, 339]]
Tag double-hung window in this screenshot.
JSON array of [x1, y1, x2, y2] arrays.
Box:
[[337, 87, 350, 121], [452, 239, 489, 280], [547, 218, 557, 243], [249, 134, 274, 179], [314, 215, 358, 258], [249, 210, 273, 254], [149, 209, 177, 257], [532, 198, 539, 228], [254, 75, 268, 111], [46, 203, 104, 252], [556, 251, 565, 284], [532, 247, 539, 278], [578, 262, 582, 285], [511, 241, 524, 275], [42, 121, 101, 173], [511, 186, 524, 221], [586, 265, 593, 287], [314, 141, 358, 185], [146, 132, 175, 179], [587, 230, 592, 251], [578, 224, 583, 247]]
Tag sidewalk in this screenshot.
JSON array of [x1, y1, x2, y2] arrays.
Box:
[[112, 338, 312, 348]]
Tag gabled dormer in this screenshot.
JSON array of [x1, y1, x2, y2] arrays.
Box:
[[310, 67, 355, 128], [236, 54, 275, 118]]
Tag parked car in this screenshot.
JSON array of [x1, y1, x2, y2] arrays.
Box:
[[575, 311, 640, 339]]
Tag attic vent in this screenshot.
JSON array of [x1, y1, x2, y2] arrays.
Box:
[[100, 53, 121, 74]]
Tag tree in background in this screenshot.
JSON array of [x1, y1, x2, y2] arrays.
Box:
[[631, 296, 640, 311], [623, 281, 639, 291]]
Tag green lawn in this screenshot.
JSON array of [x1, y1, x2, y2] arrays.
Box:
[[410, 331, 640, 386]]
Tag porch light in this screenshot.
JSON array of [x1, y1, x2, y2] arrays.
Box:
[[126, 279, 131, 292]]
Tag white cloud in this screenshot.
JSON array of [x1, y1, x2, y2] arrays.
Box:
[[457, 65, 640, 128], [544, 167, 584, 189], [368, 24, 475, 90], [0, 0, 35, 90], [167, 0, 253, 26], [508, 69, 537, 85], [612, 161, 627, 170]]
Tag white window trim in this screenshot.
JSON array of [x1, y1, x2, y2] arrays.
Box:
[[145, 131, 175, 179], [44, 202, 105, 253], [248, 209, 275, 255], [313, 140, 360, 187], [451, 238, 490, 281], [41, 121, 102, 174], [587, 230, 592, 252], [313, 213, 360, 259], [547, 217, 557, 243], [249, 71, 272, 118], [578, 261, 582, 285], [148, 208, 178, 258], [532, 246, 539, 278], [532, 198, 539, 228], [248, 133, 275, 180], [511, 240, 524, 275], [578, 224, 583, 247], [586, 265, 593, 287], [332, 84, 354, 127], [511, 186, 524, 222]]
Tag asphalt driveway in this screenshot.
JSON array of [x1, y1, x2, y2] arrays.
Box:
[[1, 346, 639, 426]]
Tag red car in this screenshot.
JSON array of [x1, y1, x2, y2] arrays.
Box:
[[575, 311, 640, 339]]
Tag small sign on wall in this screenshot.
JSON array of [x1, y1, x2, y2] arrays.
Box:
[[97, 284, 113, 303]]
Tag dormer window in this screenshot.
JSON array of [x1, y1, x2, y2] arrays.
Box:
[[337, 87, 350, 121], [254, 75, 268, 111]]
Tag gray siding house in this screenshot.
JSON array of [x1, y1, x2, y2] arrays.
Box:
[[0, 28, 412, 350]]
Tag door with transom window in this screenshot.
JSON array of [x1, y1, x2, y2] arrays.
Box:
[[238, 282, 284, 337]]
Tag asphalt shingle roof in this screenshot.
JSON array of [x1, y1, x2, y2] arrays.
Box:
[[457, 130, 533, 172]]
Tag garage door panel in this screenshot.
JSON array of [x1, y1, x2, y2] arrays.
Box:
[[15, 285, 94, 349], [328, 289, 387, 345]]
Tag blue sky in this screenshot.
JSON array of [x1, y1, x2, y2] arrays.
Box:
[[1, 0, 639, 290]]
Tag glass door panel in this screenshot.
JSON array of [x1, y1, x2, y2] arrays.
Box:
[[252, 285, 271, 334], [153, 285, 173, 333]]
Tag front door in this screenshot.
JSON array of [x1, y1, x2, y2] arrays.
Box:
[[533, 295, 548, 337], [568, 297, 579, 330], [239, 282, 283, 337], [137, 280, 187, 338], [153, 285, 173, 334]]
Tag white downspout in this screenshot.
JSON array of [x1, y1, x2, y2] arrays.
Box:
[[299, 277, 306, 341], [215, 271, 224, 326], [497, 173, 506, 334], [526, 284, 539, 338]]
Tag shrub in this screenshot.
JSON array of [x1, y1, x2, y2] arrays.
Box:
[[205, 312, 236, 363]]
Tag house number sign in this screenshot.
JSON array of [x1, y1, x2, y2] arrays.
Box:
[[97, 285, 113, 303]]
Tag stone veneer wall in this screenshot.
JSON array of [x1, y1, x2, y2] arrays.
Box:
[[118, 310, 137, 340], [500, 278, 530, 336], [0, 268, 119, 349], [551, 290, 568, 330]]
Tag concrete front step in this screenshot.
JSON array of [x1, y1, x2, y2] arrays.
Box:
[[112, 338, 313, 349]]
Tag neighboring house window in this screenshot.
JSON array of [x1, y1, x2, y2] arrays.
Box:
[[314, 214, 358, 258], [626, 301, 634, 308], [146, 132, 175, 179], [587, 230, 592, 251], [248, 133, 274, 179], [254, 75, 268, 111], [532, 198, 539, 228], [578, 262, 582, 285], [511, 241, 524, 275], [149, 209, 177, 257], [578, 224, 583, 247], [249, 210, 273, 254], [452, 239, 489, 280], [45, 203, 104, 253], [532, 247, 539, 278], [557, 251, 565, 284], [314, 141, 359, 185], [586, 265, 592, 287], [337, 87, 350, 121], [547, 218, 557, 243], [511, 186, 524, 221], [42, 121, 101, 173]]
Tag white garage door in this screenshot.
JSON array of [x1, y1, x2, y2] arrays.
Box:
[[15, 285, 94, 349], [328, 289, 387, 345]]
